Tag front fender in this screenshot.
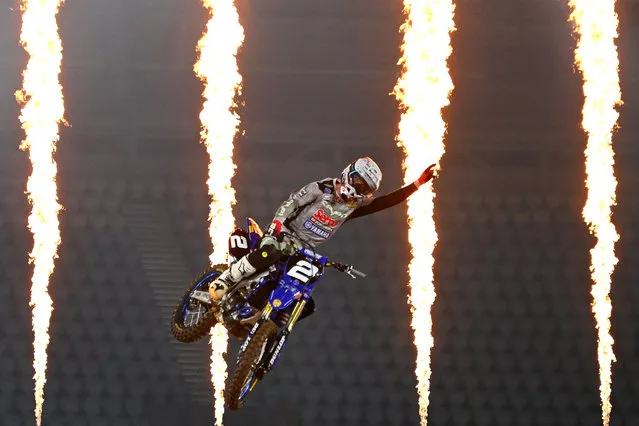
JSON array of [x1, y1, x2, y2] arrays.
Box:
[[269, 284, 301, 310]]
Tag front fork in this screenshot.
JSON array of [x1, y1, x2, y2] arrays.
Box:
[[259, 298, 306, 332], [238, 299, 305, 358], [285, 299, 307, 332], [242, 299, 307, 372]]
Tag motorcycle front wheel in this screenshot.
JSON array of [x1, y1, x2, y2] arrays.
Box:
[[225, 320, 278, 410]]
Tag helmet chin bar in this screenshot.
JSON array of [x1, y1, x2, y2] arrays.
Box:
[[340, 182, 352, 195], [339, 181, 365, 202]]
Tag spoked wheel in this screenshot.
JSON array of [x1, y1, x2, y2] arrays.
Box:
[[226, 320, 278, 410], [170, 264, 225, 343]]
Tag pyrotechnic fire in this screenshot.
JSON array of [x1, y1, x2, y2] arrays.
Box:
[[194, 0, 244, 423], [15, 0, 66, 424], [568, 1, 621, 425], [393, 1, 455, 424], [15, 1, 65, 424]]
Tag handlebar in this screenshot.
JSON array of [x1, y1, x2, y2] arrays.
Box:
[[275, 232, 366, 279], [326, 261, 367, 279]]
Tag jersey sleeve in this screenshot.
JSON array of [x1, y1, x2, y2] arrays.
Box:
[[346, 182, 419, 221], [273, 181, 323, 224]]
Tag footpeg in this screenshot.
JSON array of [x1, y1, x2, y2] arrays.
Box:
[[190, 290, 213, 304]]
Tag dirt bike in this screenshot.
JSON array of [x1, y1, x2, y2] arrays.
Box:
[[169, 217, 365, 409]]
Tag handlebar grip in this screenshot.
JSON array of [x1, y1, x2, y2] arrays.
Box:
[[350, 268, 366, 278], [328, 261, 366, 278]]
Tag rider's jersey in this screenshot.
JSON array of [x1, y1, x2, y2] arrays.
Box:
[[272, 178, 419, 247]]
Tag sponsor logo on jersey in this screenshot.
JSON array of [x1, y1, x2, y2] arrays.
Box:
[[313, 209, 339, 227], [320, 201, 352, 219], [303, 220, 331, 239]]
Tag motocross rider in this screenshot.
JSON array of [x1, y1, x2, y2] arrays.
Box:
[[209, 157, 438, 302]]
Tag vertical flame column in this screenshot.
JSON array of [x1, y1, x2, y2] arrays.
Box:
[[194, 0, 245, 424], [393, 1, 455, 424], [16, 1, 66, 425], [568, 1, 622, 425]]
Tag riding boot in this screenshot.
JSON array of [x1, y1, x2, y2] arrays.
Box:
[[209, 256, 256, 302]]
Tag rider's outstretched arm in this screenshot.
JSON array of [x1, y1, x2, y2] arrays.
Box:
[[346, 183, 418, 220], [347, 164, 437, 221]]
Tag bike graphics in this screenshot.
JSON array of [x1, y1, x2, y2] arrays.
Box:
[[170, 217, 365, 409]]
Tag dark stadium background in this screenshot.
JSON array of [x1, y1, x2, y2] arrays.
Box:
[[1, 0, 638, 425]]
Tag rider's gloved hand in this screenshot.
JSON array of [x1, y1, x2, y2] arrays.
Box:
[[260, 234, 278, 248], [415, 164, 438, 187], [262, 220, 295, 256], [260, 233, 295, 256], [278, 235, 296, 256]]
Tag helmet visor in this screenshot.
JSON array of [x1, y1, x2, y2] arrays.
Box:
[[349, 171, 373, 196]]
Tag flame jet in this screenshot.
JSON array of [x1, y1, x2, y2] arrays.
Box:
[[193, 0, 245, 423], [393, 1, 455, 424], [15, 0, 66, 424], [568, 1, 622, 425]]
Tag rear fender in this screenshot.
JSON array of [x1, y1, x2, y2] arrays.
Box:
[[228, 228, 250, 264], [246, 217, 264, 251]]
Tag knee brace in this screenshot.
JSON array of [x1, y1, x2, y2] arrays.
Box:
[[247, 240, 285, 271]]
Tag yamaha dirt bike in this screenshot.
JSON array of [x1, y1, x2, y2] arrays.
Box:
[[169, 217, 365, 409]]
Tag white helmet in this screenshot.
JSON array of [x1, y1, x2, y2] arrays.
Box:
[[340, 157, 382, 200]]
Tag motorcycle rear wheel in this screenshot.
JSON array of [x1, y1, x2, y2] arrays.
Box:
[[170, 264, 225, 343]]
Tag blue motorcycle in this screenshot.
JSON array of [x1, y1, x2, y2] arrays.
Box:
[[170, 217, 365, 409]]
